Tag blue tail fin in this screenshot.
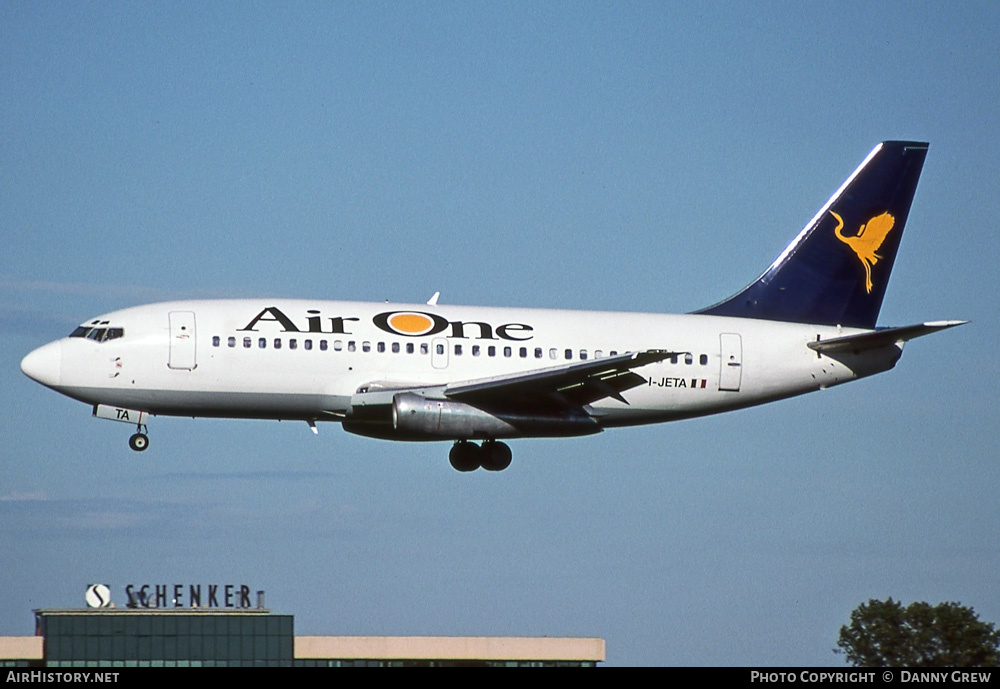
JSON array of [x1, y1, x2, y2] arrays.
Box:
[[696, 141, 929, 329]]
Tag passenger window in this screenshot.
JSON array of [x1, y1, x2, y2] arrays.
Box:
[[334, 340, 343, 351], [259, 338, 266, 349], [406, 343, 414, 354], [392, 342, 400, 353], [436, 343, 444, 355], [472, 345, 480, 356], [455, 344, 463, 355], [549, 348, 558, 360], [610, 350, 618, 356], [348, 341, 356, 352], [377, 342, 385, 353], [595, 350, 603, 358], [700, 354, 708, 365], [670, 354, 678, 364], [565, 349, 573, 360], [304, 340, 312, 350], [274, 338, 282, 349], [488, 346, 496, 357], [320, 340, 328, 351], [534, 348, 542, 359], [420, 343, 429, 355], [212, 336, 220, 347], [519, 347, 527, 358], [580, 350, 588, 360], [684, 353, 693, 365], [504, 346, 512, 358], [362, 342, 371, 353], [289, 339, 297, 350]]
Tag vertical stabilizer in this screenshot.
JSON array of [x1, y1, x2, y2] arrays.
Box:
[[696, 141, 928, 328]]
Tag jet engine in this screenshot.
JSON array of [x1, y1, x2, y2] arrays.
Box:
[[391, 392, 520, 438], [343, 390, 601, 441]]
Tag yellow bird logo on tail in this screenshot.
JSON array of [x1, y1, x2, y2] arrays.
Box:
[[831, 210, 895, 293]]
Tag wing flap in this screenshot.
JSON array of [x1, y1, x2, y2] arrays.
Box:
[[446, 350, 675, 409]]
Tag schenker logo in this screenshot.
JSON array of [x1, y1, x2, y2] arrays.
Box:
[[85, 584, 112, 608], [240, 306, 534, 341], [125, 583, 254, 608]]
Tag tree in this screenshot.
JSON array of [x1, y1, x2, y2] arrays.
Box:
[[837, 598, 1000, 667]]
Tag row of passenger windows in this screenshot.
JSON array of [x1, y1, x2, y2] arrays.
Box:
[[211, 336, 711, 365], [212, 335, 613, 359]]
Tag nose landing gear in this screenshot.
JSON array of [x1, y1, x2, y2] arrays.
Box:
[[92, 405, 151, 452], [128, 423, 149, 452]]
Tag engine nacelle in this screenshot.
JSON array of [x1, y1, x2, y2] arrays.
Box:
[[389, 392, 601, 440], [392, 392, 518, 439]]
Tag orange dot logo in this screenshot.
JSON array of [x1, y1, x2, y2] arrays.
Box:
[[387, 312, 436, 336], [373, 310, 448, 337]]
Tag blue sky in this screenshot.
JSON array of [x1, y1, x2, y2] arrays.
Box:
[[2, 2, 998, 666]]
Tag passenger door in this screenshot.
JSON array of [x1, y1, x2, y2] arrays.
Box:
[[719, 333, 742, 392], [168, 311, 197, 370]]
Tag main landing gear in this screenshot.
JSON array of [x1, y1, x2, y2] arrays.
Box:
[[128, 423, 149, 452], [449, 440, 513, 472]]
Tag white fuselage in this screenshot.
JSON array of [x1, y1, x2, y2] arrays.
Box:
[[26, 299, 901, 436], [19, 142, 949, 467]]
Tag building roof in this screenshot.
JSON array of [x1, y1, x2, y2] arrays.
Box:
[[0, 637, 43, 661], [296, 636, 605, 662]]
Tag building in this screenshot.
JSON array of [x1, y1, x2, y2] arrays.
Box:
[[1, 608, 604, 667]]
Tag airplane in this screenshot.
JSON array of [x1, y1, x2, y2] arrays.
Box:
[[20, 141, 964, 472]]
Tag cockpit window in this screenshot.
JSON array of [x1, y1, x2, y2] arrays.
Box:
[[69, 326, 124, 342]]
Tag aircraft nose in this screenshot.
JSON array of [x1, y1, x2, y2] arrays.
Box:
[[21, 341, 62, 388]]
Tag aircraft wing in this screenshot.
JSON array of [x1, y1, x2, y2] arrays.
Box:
[[807, 320, 967, 354], [445, 350, 675, 411]]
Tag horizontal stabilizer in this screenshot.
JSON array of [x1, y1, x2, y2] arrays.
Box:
[[807, 321, 967, 354]]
